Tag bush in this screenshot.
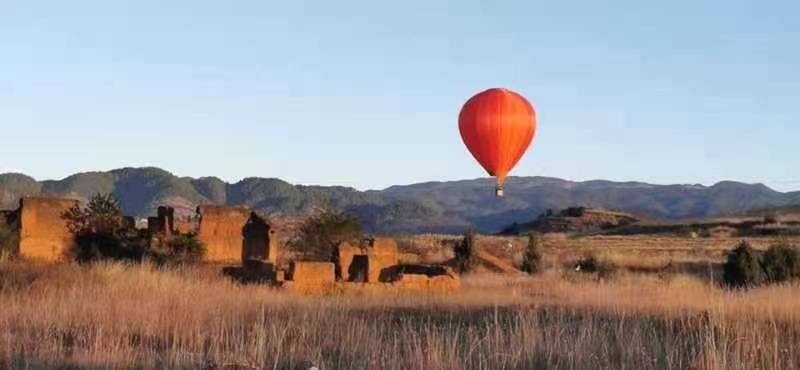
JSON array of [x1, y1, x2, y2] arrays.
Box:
[[63, 193, 147, 262], [574, 256, 600, 273], [454, 226, 478, 273], [722, 242, 800, 287], [0, 213, 19, 258], [289, 208, 362, 261], [562, 207, 586, 218], [761, 244, 800, 283], [520, 232, 542, 274], [764, 213, 781, 225], [147, 234, 206, 266], [72, 231, 146, 262], [722, 241, 764, 287], [573, 255, 615, 277]]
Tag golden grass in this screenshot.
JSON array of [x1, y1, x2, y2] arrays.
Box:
[[1, 258, 799, 369]]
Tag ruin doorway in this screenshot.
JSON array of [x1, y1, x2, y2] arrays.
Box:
[[347, 255, 369, 282], [242, 212, 277, 263]]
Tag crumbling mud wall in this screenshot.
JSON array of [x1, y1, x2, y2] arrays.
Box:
[[223, 260, 284, 284], [337, 242, 364, 281], [387, 264, 461, 293], [280, 259, 462, 295], [392, 273, 461, 293], [337, 238, 399, 282], [196, 205, 250, 262], [155, 206, 175, 235], [286, 261, 335, 293], [369, 238, 399, 282], [174, 219, 195, 234], [242, 212, 278, 263], [148, 206, 195, 235], [18, 197, 78, 262]]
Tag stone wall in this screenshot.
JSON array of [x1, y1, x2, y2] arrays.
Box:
[[196, 205, 250, 262], [18, 197, 78, 262]]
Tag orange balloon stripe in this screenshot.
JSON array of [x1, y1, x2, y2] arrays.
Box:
[[458, 88, 536, 185]]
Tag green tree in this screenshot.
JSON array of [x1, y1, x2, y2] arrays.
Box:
[[454, 226, 478, 273], [761, 244, 800, 283], [521, 232, 542, 274], [62, 193, 145, 262], [289, 208, 363, 261], [63, 193, 124, 235], [0, 213, 19, 258], [147, 234, 206, 265], [722, 241, 764, 288]]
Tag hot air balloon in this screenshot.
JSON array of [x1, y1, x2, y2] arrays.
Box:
[[458, 88, 537, 197]]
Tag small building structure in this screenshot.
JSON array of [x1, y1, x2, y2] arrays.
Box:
[[336, 238, 399, 283], [196, 205, 251, 262], [148, 206, 175, 235], [18, 197, 78, 262], [242, 212, 278, 264], [285, 261, 336, 293]]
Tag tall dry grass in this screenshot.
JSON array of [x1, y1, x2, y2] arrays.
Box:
[[1, 260, 799, 369]]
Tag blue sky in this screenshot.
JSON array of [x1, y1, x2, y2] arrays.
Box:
[[1, 1, 798, 191]]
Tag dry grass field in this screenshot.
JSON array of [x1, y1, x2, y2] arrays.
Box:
[[2, 235, 800, 369]]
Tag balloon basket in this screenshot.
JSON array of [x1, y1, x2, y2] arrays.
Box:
[[495, 185, 504, 198]]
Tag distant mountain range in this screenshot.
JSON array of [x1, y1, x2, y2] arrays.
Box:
[[2, 167, 799, 234]]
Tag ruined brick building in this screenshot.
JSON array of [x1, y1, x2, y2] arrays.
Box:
[[284, 237, 460, 293], [336, 238, 399, 283], [1, 196, 459, 294], [148, 206, 175, 235], [17, 197, 78, 261], [2, 197, 280, 265], [195, 205, 278, 263]]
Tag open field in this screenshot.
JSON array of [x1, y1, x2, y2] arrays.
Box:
[[396, 234, 800, 276], [2, 234, 800, 369]]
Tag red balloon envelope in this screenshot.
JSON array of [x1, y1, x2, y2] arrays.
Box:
[[458, 88, 537, 196]]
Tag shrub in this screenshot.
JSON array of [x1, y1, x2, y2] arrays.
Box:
[[722, 241, 764, 287], [562, 207, 586, 218], [520, 232, 542, 274], [764, 213, 781, 225], [72, 231, 147, 262], [501, 222, 522, 235], [62, 193, 146, 262], [63, 193, 125, 235], [573, 255, 615, 277], [574, 256, 600, 273], [454, 226, 478, 273], [147, 234, 206, 266], [0, 213, 19, 258], [288, 208, 362, 261], [723, 242, 800, 287], [761, 244, 800, 283]]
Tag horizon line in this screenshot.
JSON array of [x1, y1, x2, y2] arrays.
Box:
[[0, 166, 795, 194]]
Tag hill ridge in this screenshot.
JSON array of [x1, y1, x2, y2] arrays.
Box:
[[1, 167, 799, 234]]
